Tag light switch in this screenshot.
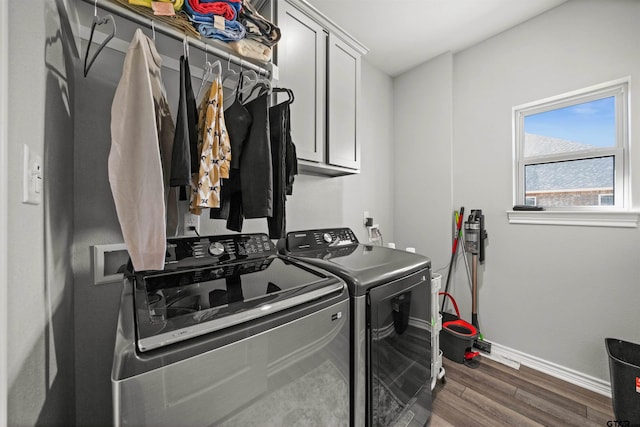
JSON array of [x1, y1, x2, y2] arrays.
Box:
[[22, 144, 42, 205]]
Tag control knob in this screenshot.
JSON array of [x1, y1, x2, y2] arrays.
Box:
[[323, 233, 333, 243], [208, 242, 225, 256]]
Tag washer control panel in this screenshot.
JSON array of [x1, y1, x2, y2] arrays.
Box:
[[162, 233, 275, 271], [284, 228, 359, 252]]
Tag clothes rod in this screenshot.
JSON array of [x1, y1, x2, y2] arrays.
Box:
[[84, 0, 272, 76]]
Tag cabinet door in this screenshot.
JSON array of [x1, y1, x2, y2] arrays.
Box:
[[277, 1, 326, 163], [327, 33, 361, 170]]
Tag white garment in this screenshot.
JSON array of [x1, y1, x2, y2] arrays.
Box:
[[109, 29, 177, 271]]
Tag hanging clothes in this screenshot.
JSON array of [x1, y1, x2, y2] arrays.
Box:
[[225, 75, 253, 170], [190, 73, 232, 214], [109, 28, 177, 271], [170, 55, 199, 201], [240, 91, 272, 218], [208, 81, 273, 227], [285, 125, 298, 196], [267, 101, 287, 239], [210, 73, 252, 231], [267, 93, 298, 239]]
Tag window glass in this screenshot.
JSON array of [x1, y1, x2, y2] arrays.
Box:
[[599, 194, 614, 206], [523, 97, 616, 157], [524, 156, 614, 207]]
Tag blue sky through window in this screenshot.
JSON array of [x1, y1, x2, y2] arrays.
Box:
[[524, 97, 615, 147]]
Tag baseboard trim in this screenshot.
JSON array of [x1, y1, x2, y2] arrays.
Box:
[[485, 341, 612, 398]]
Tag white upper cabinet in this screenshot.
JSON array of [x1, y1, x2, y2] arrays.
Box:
[[276, 0, 367, 176], [327, 33, 361, 170], [276, 1, 326, 163]]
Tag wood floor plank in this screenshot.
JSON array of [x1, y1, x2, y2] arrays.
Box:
[[460, 387, 544, 427], [587, 406, 616, 425], [437, 375, 465, 398], [440, 358, 572, 426], [428, 413, 455, 427], [473, 359, 588, 416], [441, 358, 517, 397], [432, 355, 615, 427], [432, 388, 507, 427], [517, 364, 614, 416], [515, 388, 599, 427]]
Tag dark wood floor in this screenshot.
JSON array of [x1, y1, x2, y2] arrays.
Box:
[[431, 355, 615, 426]]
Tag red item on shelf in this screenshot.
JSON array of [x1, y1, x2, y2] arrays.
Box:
[[187, 0, 240, 21]]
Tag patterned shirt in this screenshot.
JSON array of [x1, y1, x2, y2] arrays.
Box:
[[190, 74, 232, 213]]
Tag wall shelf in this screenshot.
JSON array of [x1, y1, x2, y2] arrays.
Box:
[[83, 0, 274, 77]]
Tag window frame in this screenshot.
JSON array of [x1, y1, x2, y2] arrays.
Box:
[[513, 79, 630, 212]]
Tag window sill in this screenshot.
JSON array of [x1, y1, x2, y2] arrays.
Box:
[[506, 210, 640, 228]]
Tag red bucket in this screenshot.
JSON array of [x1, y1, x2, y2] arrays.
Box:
[[439, 292, 478, 363]]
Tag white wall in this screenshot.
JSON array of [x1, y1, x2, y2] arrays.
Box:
[[0, 0, 9, 424], [394, 52, 453, 271], [395, 0, 640, 385], [6, 0, 78, 425]]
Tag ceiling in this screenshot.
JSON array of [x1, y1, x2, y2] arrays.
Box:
[[304, 0, 567, 76]]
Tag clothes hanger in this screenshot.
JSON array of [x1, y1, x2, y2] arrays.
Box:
[[272, 87, 294, 105], [222, 54, 241, 91], [242, 68, 271, 103], [196, 44, 211, 100], [257, 68, 271, 89], [221, 55, 242, 109], [237, 62, 259, 102], [222, 54, 236, 80], [183, 35, 189, 59], [196, 44, 222, 101], [83, 0, 116, 77], [222, 58, 257, 101]]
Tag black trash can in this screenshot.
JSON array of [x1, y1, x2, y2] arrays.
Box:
[[605, 338, 640, 424]]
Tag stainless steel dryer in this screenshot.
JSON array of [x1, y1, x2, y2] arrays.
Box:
[[279, 228, 432, 427], [112, 233, 350, 427]]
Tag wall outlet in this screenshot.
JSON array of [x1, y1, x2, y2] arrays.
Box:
[[363, 211, 373, 226], [183, 213, 200, 235], [22, 144, 42, 205]]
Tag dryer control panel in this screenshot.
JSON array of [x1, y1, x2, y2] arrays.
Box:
[[283, 228, 359, 252], [161, 233, 276, 271]]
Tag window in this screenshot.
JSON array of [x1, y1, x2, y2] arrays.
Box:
[[599, 194, 614, 206], [513, 80, 629, 210]]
